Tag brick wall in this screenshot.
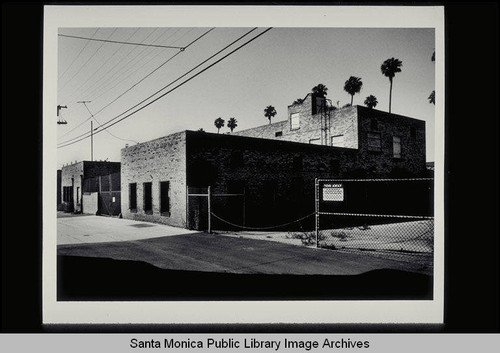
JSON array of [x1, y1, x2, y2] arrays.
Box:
[[234, 93, 331, 145], [356, 106, 427, 176], [61, 161, 122, 213], [233, 95, 426, 177], [61, 162, 84, 212], [121, 131, 187, 227], [330, 105, 359, 149], [186, 131, 359, 228]]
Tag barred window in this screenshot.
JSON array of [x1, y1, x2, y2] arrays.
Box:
[[393, 136, 402, 158], [143, 182, 152, 213], [160, 181, 170, 216], [367, 132, 381, 151], [129, 183, 137, 210]]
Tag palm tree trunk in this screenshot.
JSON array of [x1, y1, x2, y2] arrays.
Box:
[[350, 95, 353, 106], [389, 77, 393, 113]]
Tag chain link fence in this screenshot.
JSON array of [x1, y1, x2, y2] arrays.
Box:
[[316, 178, 434, 269]]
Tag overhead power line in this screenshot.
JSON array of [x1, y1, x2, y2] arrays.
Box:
[[65, 28, 141, 100], [72, 28, 166, 102], [59, 33, 187, 50], [58, 28, 118, 92], [58, 28, 214, 142], [58, 28, 213, 141], [58, 28, 100, 80], [57, 28, 273, 149], [58, 28, 257, 145], [91, 28, 214, 116]]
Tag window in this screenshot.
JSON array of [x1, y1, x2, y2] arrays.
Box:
[[292, 155, 303, 171], [393, 136, 402, 158], [160, 181, 170, 216], [129, 183, 137, 210], [370, 118, 378, 130], [275, 131, 283, 137], [367, 132, 382, 151], [143, 182, 152, 214], [290, 113, 300, 130], [309, 138, 321, 145], [63, 186, 73, 202], [331, 135, 345, 147]]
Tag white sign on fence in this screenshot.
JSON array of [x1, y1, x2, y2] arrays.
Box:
[[322, 183, 344, 202]]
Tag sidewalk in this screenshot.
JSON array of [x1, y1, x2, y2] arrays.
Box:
[[57, 214, 198, 245]]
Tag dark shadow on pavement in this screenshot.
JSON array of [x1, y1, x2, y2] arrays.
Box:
[[58, 255, 433, 301]]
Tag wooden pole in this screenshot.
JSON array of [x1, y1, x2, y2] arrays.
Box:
[[91, 120, 93, 161]]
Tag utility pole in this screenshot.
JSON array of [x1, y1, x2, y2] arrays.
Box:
[[91, 120, 93, 161], [77, 101, 94, 161]]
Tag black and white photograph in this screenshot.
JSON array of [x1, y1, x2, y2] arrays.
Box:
[[42, 5, 445, 325]]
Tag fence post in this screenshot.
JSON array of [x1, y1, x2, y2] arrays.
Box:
[[207, 185, 211, 234], [315, 178, 319, 248], [186, 184, 189, 230], [242, 187, 246, 227]]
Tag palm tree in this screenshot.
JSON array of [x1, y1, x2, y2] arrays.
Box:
[[364, 95, 378, 109], [344, 76, 363, 105], [264, 105, 276, 125], [293, 98, 304, 105], [311, 84, 328, 98], [214, 117, 224, 133], [227, 117, 238, 132], [428, 91, 435, 105], [380, 57, 403, 113]]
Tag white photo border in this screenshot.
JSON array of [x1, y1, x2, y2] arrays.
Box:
[[43, 5, 445, 324]]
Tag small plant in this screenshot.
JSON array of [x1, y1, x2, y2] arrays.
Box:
[[329, 230, 349, 241], [288, 231, 320, 246], [358, 224, 371, 231]]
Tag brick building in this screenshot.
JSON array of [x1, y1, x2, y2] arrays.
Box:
[[120, 92, 427, 230], [61, 161, 121, 213], [57, 169, 62, 210], [234, 93, 427, 177]]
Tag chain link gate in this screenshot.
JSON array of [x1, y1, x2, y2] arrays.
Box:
[[82, 172, 121, 216], [186, 186, 246, 232], [315, 178, 434, 269]]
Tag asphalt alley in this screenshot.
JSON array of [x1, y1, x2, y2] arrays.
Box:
[[57, 215, 427, 275]]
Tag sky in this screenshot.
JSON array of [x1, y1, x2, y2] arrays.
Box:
[[57, 26, 435, 168]]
